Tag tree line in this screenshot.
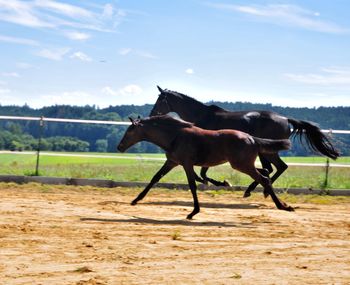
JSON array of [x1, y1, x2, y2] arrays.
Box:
[[0, 103, 349, 156]]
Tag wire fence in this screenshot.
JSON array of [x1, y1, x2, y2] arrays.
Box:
[[1, 115, 349, 189]]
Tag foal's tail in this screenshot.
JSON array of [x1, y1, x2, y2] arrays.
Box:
[[288, 118, 339, 160], [253, 137, 291, 154]]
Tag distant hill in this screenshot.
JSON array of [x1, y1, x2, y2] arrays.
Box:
[[0, 103, 349, 155]]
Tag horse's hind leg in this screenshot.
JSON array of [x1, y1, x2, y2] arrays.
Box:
[[131, 160, 177, 205], [200, 167, 231, 187], [244, 154, 273, 198], [244, 167, 294, 212]]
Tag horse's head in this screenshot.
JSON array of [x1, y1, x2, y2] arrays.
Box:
[[117, 117, 144, 152], [150, 86, 207, 123], [149, 86, 172, 116]]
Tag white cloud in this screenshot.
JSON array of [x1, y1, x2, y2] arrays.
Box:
[[103, 3, 114, 18], [101, 86, 117, 96], [120, 84, 143, 96], [64, 31, 91, 41], [185, 68, 194, 75], [0, 88, 10, 94], [119, 48, 157, 59], [0, 34, 39, 46], [0, 0, 53, 28], [101, 84, 143, 97], [135, 50, 157, 59], [70, 51, 92, 62], [119, 48, 131, 56], [34, 0, 93, 19], [36, 91, 95, 107], [0, 0, 126, 33], [2, 72, 20, 78], [16, 62, 33, 69], [208, 3, 348, 34], [285, 67, 350, 86], [36, 47, 70, 61]]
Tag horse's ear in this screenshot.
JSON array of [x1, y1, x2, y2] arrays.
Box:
[[157, 85, 164, 94], [128, 117, 135, 125]]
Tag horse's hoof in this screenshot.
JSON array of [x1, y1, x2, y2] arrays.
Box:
[[278, 204, 294, 212], [223, 180, 232, 187], [263, 191, 270, 198], [131, 200, 138, 206], [286, 206, 295, 212], [243, 191, 251, 198], [186, 214, 193, 220]]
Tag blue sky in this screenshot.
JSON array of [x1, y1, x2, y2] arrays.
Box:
[[0, 0, 350, 108]]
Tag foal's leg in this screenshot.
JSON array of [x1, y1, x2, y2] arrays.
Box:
[[131, 160, 177, 205], [200, 167, 231, 187], [245, 168, 271, 198], [244, 154, 273, 198], [243, 167, 294, 212], [184, 165, 200, 219], [264, 153, 288, 185], [194, 171, 207, 184]]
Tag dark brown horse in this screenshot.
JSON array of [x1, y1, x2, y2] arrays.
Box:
[[117, 115, 294, 219], [150, 86, 339, 197]]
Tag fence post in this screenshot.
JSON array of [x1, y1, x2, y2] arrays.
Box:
[[35, 116, 44, 176], [323, 129, 332, 189]]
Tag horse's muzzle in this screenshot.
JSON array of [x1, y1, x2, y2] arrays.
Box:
[[117, 143, 125, 152]]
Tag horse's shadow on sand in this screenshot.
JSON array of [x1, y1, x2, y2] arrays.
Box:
[[98, 199, 267, 210], [80, 216, 254, 228], [144, 200, 267, 210], [81, 200, 268, 228]]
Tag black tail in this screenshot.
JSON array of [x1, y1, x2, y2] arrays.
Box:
[[253, 137, 291, 154], [288, 118, 339, 160]]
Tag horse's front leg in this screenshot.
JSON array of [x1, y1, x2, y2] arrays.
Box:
[[184, 164, 200, 219], [131, 160, 177, 205], [200, 167, 231, 187]]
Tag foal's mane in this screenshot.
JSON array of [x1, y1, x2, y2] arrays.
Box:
[[144, 115, 193, 129]]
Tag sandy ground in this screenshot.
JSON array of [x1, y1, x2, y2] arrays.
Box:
[[0, 184, 350, 285]]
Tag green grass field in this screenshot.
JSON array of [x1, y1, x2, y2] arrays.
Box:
[[0, 151, 349, 189]]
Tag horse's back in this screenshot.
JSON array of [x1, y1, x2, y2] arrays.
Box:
[[205, 109, 290, 139]]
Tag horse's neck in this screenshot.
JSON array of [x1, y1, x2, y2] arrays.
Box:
[[170, 96, 208, 123], [144, 125, 180, 152]]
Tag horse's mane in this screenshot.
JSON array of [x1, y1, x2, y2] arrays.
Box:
[[208, 104, 225, 112], [162, 89, 205, 106], [144, 115, 193, 129], [162, 89, 225, 112]]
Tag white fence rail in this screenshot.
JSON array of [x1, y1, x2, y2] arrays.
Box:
[[0, 115, 131, 125], [1, 115, 350, 134]]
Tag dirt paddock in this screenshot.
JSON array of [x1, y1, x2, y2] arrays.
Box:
[[0, 183, 349, 285]]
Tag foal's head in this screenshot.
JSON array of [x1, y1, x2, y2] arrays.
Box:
[[117, 117, 145, 152], [117, 115, 193, 152]]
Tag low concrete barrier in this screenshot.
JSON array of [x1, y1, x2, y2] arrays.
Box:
[[0, 175, 349, 196]]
